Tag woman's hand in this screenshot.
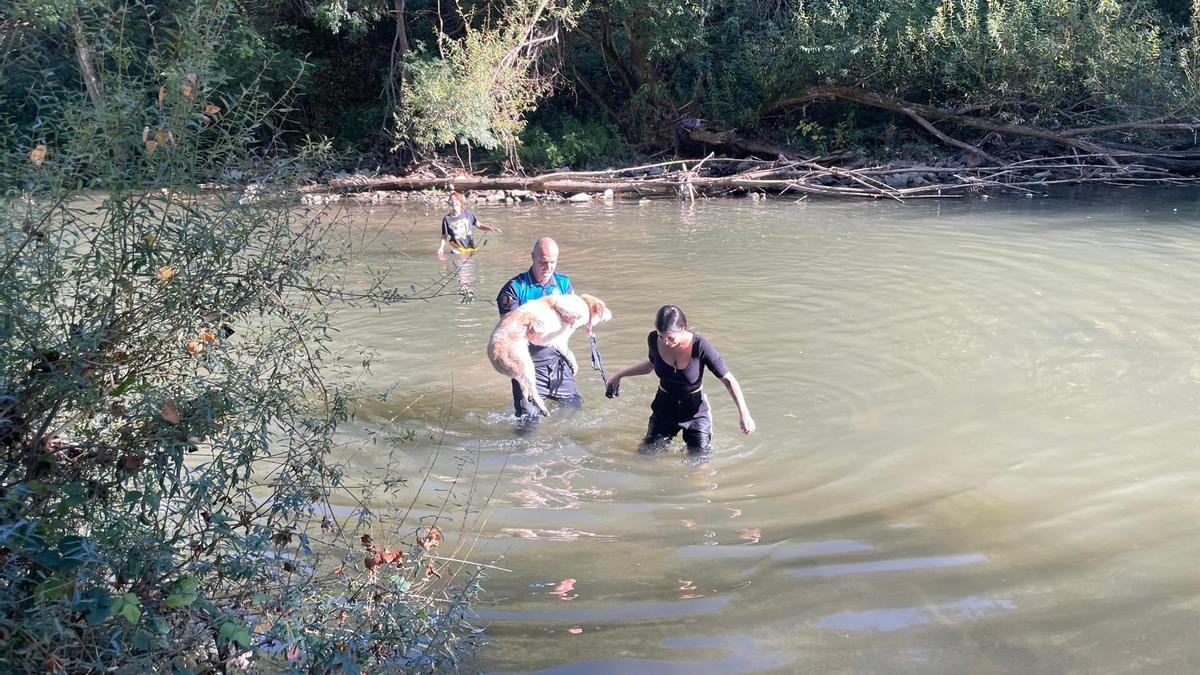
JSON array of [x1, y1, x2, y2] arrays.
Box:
[[739, 411, 756, 435], [605, 375, 622, 398], [606, 360, 651, 398]]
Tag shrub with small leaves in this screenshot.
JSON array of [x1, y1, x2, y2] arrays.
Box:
[[0, 1, 483, 672]]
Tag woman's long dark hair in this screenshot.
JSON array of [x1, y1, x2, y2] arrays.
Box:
[[655, 305, 688, 333]]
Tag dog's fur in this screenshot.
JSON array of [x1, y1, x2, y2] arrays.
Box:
[[488, 293, 612, 415]]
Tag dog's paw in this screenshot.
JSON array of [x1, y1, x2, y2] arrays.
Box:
[[525, 318, 546, 339]]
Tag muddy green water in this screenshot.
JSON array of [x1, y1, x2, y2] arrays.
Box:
[[331, 189, 1200, 673]]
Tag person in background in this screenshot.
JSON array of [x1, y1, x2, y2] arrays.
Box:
[[605, 305, 754, 453], [438, 192, 501, 258], [496, 237, 583, 417]]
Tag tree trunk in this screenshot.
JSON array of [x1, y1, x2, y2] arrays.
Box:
[[582, 10, 638, 96], [0, 17, 27, 74], [385, 0, 410, 126], [394, 0, 409, 58], [683, 127, 796, 159], [622, 12, 650, 90], [68, 6, 127, 166], [68, 7, 103, 110], [567, 50, 620, 122], [1193, 0, 1200, 40]]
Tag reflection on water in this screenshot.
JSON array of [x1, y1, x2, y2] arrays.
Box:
[[331, 188, 1200, 673], [497, 528, 615, 542], [506, 458, 614, 509], [817, 596, 1018, 633], [549, 578, 577, 601], [477, 594, 730, 622], [792, 553, 987, 578], [508, 634, 789, 675], [429, 251, 482, 305], [678, 538, 875, 559]]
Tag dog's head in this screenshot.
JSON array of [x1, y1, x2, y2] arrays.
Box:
[[579, 293, 612, 328]]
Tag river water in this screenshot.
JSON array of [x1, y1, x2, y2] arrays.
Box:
[[332, 189, 1200, 673]]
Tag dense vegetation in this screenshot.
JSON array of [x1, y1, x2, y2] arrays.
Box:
[[1, 1, 482, 671], [4, 0, 1199, 174]]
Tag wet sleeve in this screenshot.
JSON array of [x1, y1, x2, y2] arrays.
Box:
[[497, 280, 519, 317], [697, 335, 730, 379], [441, 215, 451, 238]]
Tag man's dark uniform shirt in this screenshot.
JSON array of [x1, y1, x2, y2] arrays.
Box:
[[496, 269, 580, 415]]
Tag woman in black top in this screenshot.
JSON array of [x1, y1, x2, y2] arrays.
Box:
[[606, 305, 755, 452]]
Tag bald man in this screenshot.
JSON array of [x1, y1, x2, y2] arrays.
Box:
[[496, 238, 583, 416]]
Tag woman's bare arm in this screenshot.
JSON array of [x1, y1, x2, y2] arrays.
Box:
[[606, 359, 653, 398], [719, 372, 755, 434]]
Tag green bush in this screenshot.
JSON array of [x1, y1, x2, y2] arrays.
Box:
[[518, 115, 632, 169], [0, 1, 482, 672], [393, 0, 575, 155], [765, 0, 1198, 126]]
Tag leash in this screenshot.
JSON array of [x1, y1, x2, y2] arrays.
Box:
[[588, 331, 607, 385]]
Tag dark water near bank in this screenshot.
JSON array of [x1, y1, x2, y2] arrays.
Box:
[[331, 188, 1200, 673]]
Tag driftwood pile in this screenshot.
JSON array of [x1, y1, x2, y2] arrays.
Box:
[[301, 87, 1200, 202], [302, 151, 1200, 204]]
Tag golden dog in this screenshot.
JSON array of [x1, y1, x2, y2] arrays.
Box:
[[488, 293, 612, 415]]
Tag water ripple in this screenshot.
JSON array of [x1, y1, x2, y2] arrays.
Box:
[[793, 553, 987, 578], [476, 594, 729, 622], [817, 595, 1017, 632]]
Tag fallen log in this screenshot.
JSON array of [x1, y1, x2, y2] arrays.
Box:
[[294, 147, 1200, 203], [312, 174, 907, 198], [682, 128, 797, 160]]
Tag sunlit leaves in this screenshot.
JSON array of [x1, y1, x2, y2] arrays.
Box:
[[310, 0, 388, 39], [217, 620, 251, 647], [111, 593, 141, 624], [163, 576, 199, 609], [394, 0, 575, 153], [769, 0, 1196, 125]]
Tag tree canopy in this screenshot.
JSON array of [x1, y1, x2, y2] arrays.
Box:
[[4, 0, 1198, 171]]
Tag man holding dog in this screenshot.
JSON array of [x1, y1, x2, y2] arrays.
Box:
[[497, 237, 583, 417]]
